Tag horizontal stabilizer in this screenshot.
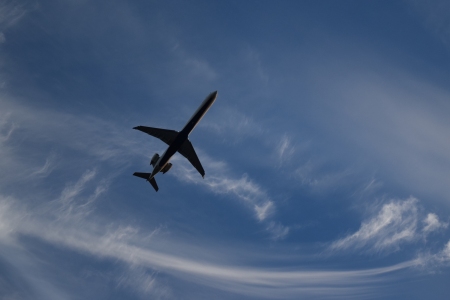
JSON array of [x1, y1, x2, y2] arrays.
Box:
[[133, 172, 150, 180], [149, 177, 158, 191], [133, 172, 159, 191]]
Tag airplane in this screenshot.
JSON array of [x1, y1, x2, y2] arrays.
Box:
[[133, 91, 218, 191]]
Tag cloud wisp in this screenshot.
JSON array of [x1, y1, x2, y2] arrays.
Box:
[[0, 1, 28, 30], [0, 186, 422, 300], [277, 134, 296, 166], [306, 55, 450, 203], [28, 152, 58, 178], [422, 213, 448, 234], [331, 197, 449, 254], [414, 239, 450, 270], [0, 95, 289, 239], [170, 154, 289, 239], [2, 2, 450, 299]]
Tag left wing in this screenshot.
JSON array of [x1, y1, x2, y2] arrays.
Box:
[[178, 139, 205, 178], [133, 126, 178, 146]]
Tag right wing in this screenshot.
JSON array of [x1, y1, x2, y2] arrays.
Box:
[[133, 126, 178, 146], [133, 172, 159, 191], [178, 139, 205, 178]]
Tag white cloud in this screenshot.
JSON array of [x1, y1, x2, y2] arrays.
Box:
[[0, 197, 22, 243], [171, 154, 287, 239], [423, 213, 448, 234], [0, 112, 18, 182], [442, 241, 450, 260], [0, 192, 420, 299], [170, 41, 217, 82], [29, 153, 57, 178], [52, 169, 110, 222], [116, 267, 172, 299], [310, 58, 450, 205], [0, 1, 27, 29], [266, 221, 289, 240], [294, 160, 353, 193], [353, 178, 383, 199], [331, 197, 450, 254], [0, 112, 15, 141], [175, 158, 271, 217], [277, 135, 295, 165], [244, 46, 269, 84], [0, 96, 150, 190], [60, 169, 96, 204], [0, 243, 73, 300], [255, 201, 274, 221], [0, 95, 288, 239], [183, 57, 217, 81], [410, 0, 450, 48], [331, 198, 419, 252], [415, 239, 450, 269], [200, 107, 265, 140]]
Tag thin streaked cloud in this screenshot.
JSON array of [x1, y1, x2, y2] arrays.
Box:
[[331, 197, 449, 253], [2, 1, 450, 299], [422, 213, 448, 234], [0, 190, 421, 299]]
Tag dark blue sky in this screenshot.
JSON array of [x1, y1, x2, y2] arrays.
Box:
[[1, 1, 450, 299]]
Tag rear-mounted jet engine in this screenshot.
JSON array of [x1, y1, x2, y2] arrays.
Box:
[[161, 163, 172, 174], [150, 153, 159, 166]]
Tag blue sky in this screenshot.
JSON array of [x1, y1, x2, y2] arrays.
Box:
[[1, 0, 450, 299]]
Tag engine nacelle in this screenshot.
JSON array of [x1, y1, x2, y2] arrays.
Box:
[[161, 163, 172, 174], [150, 153, 159, 166]]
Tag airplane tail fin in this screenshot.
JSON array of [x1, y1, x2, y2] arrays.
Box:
[[133, 172, 159, 192]]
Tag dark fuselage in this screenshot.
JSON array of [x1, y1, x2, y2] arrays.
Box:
[[150, 91, 217, 179]]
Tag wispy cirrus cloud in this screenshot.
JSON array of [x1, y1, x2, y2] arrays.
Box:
[[265, 221, 290, 240], [331, 198, 419, 252], [0, 1, 28, 30], [201, 106, 354, 195], [53, 168, 110, 222], [28, 152, 58, 178], [0, 94, 157, 165], [0, 95, 289, 239], [0, 113, 15, 142], [415, 239, 450, 270], [200, 106, 265, 141], [116, 266, 172, 299], [0, 187, 421, 300], [306, 56, 450, 203], [423, 213, 448, 234], [244, 46, 269, 84], [171, 154, 289, 239], [410, 0, 450, 48], [331, 197, 449, 254], [169, 40, 218, 84], [0, 244, 72, 300], [277, 134, 296, 166]]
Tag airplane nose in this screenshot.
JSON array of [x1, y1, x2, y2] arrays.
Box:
[[206, 91, 218, 104]]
